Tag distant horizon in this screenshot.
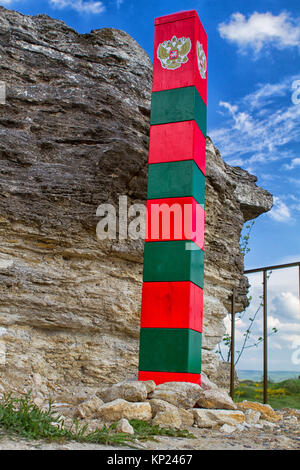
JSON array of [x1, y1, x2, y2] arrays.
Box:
[[237, 369, 300, 372], [237, 369, 300, 383]]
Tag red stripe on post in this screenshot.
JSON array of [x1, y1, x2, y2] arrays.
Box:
[[149, 121, 206, 175], [140, 281, 203, 332], [146, 196, 205, 250], [138, 370, 201, 386]]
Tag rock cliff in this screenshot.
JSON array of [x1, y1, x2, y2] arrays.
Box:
[[0, 7, 272, 403]]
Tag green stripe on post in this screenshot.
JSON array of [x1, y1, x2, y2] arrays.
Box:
[[150, 86, 207, 137], [139, 328, 202, 374], [147, 160, 205, 208], [143, 240, 204, 288]]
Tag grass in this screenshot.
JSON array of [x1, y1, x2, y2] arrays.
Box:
[[0, 392, 195, 447], [234, 378, 300, 409]]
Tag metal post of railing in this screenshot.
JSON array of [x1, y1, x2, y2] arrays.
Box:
[[299, 264, 300, 315], [230, 287, 236, 400], [263, 269, 268, 404]]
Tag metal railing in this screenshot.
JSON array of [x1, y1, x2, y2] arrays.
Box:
[[230, 261, 300, 403]]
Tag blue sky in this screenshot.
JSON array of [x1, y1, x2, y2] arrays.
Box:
[[1, 0, 300, 372]]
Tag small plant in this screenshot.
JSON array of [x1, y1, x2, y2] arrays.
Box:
[[128, 419, 195, 441], [0, 392, 195, 447], [240, 221, 255, 256]]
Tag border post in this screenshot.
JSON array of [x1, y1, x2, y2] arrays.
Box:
[[138, 10, 207, 386]]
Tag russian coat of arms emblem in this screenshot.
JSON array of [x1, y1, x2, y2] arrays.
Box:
[[157, 35, 191, 70], [197, 41, 207, 79]]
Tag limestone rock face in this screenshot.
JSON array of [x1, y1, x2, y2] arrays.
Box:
[[196, 388, 237, 410], [149, 398, 178, 417], [219, 423, 236, 434], [152, 410, 182, 430], [192, 409, 245, 428], [149, 382, 203, 409], [149, 398, 194, 429], [97, 399, 152, 422], [244, 409, 261, 425], [75, 395, 104, 419], [0, 6, 273, 401], [237, 401, 283, 423], [116, 418, 134, 434], [97, 381, 148, 403], [198, 373, 219, 391]]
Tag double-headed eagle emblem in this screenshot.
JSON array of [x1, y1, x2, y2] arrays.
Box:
[[197, 41, 207, 79], [157, 36, 207, 79], [157, 35, 192, 70]]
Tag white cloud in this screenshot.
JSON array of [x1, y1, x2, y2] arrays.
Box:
[[0, 0, 16, 4], [271, 291, 300, 321], [270, 341, 282, 350], [218, 11, 300, 54], [243, 81, 290, 110], [49, 0, 105, 14], [219, 101, 254, 133], [268, 196, 291, 222], [284, 157, 300, 170], [210, 75, 300, 173], [281, 334, 300, 346], [268, 315, 281, 329]]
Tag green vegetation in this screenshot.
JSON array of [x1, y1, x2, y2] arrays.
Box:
[[234, 378, 300, 409], [0, 392, 195, 447]]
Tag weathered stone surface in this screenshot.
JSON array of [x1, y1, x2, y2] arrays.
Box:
[[152, 410, 182, 430], [192, 409, 245, 428], [75, 395, 104, 419], [149, 399, 194, 429], [210, 361, 239, 391], [178, 408, 195, 428], [116, 418, 134, 435], [97, 399, 152, 422], [140, 381, 156, 395], [0, 6, 273, 401], [219, 424, 236, 434], [76, 418, 106, 432], [191, 409, 215, 428], [260, 420, 277, 430], [97, 381, 148, 403], [149, 398, 176, 417], [237, 401, 283, 423], [197, 389, 237, 410], [281, 408, 300, 421], [199, 373, 218, 391], [149, 382, 202, 409], [244, 409, 261, 425]]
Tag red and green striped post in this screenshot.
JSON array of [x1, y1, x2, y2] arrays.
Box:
[[138, 10, 207, 386]]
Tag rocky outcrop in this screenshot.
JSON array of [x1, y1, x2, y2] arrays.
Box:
[[0, 7, 272, 402]]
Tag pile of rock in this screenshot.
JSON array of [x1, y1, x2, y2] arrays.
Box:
[[65, 375, 283, 435]]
